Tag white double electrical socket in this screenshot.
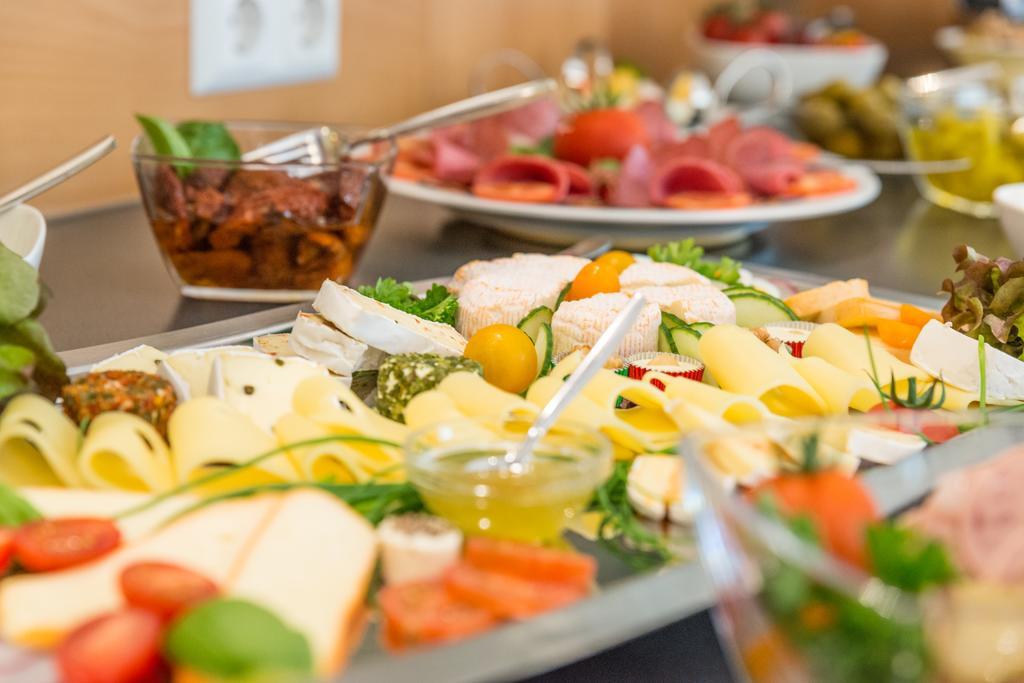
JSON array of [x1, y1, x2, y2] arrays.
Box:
[[189, 0, 340, 96]]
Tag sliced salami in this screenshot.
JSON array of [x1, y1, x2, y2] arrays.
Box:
[[649, 157, 745, 206]]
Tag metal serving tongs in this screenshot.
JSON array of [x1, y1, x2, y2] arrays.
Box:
[[242, 79, 557, 165], [0, 135, 116, 216]]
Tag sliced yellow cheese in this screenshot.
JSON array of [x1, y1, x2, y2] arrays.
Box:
[[700, 326, 827, 417], [435, 372, 537, 420], [649, 372, 769, 426], [168, 397, 297, 491], [786, 355, 881, 414], [229, 489, 377, 676], [77, 412, 175, 492], [0, 496, 281, 648], [0, 394, 82, 487], [274, 413, 401, 483], [403, 390, 469, 431], [803, 323, 976, 410]]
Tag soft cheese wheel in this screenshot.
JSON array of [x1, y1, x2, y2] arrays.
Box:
[[552, 292, 660, 360], [456, 275, 563, 339], [289, 312, 385, 376], [619, 262, 709, 294], [632, 284, 736, 325], [450, 253, 589, 294]]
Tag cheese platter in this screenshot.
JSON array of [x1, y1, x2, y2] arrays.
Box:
[[0, 237, 1020, 682]]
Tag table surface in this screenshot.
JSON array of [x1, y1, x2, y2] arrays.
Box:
[[36, 176, 1012, 682]]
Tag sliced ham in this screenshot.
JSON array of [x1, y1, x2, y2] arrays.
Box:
[[609, 145, 654, 208], [497, 98, 561, 143], [472, 155, 570, 203], [430, 133, 481, 184], [634, 100, 678, 148], [723, 127, 797, 170], [707, 116, 742, 162], [654, 135, 711, 166], [562, 161, 593, 197], [649, 157, 745, 206], [742, 161, 804, 197]]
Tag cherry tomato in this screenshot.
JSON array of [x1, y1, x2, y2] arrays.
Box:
[[472, 181, 562, 204], [0, 528, 14, 575], [592, 250, 635, 273], [464, 324, 538, 394], [877, 319, 922, 350], [56, 609, 163, 683], [731, 26, 770, 43], [703, 14, 735, 40], [754, 10, 791, 42], [120, 562, 220, 620], [900, 304, 939, 327], [444, 562, 587, 619], [464, 537, 597, 590], [664, 192, 753, 210], [14, 518, 121, 572], [565, 262, 620, 301], [747, 471, 879, 569], [378, 580, 496, 651], [553, 109, 650, 167], [868, 404, 961, 444]]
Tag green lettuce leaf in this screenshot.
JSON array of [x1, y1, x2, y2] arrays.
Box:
[[357, 278, 458, 326], [647, 238, 742, 285], [941, 244, 1024, 357]]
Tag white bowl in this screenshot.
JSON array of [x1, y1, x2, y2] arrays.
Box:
[[0, 204, 46, 269], [935, 26, 1024, 85], [995, 183, 1024, 257], [693, 36, 888, 103]]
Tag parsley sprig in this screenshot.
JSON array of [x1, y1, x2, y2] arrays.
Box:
[[357, 279, 458, 326]]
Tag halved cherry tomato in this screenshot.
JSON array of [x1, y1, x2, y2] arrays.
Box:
[[592, 250, 635, 274], [444, 562, 587, 619], [14, 518, 120, 572], [747, 471, 879, 569], [0, 528, 14, 575], [464, 324, 537, 394], [877, 319, 922, 350], [664, 192, 753, 210], [703, 14, 735, 40], [377, 581, 496, 651], [553, 109, 650, 167], [565, 261, 620, 301], [56, 609, 163, 683], [120, 562, 220, 620], [786, 170, 857, 197], [868, 404, 961, 444], [472, 181, 561, 203], [900, 303, 940, 327], [464, 537, 597, 590]]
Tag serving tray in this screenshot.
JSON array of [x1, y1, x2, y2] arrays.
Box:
[[41, 263, 945, 682]]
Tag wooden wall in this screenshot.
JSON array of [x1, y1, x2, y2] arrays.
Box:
[[0, 0, 956, 215]]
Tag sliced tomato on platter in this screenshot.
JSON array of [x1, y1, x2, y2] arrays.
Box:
[[444, 562, 587, 620], [120, 562, 220, 620], [56, 608, 164, 683], [377, 580, 497, 651], [747, 471, 879, 570], [786, 170, 857, 197], [0, 527, 14, 575], [14, 517, 121, 572], [553, 109, 650, 167], [663, 192, 754, 210], [868, 404, 961, 444], [463, 537, 597, 590]]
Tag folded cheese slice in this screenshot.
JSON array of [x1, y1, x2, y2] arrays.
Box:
[[648, 372, 769, 426], [0, 394, 82, 487], [77, 412, 175, 492], [785, 355, 880, 414], [700, 325, 827, 418]]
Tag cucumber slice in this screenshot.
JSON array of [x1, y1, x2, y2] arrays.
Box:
[[533, 323, 554, 377], [688, 321, 714, 333], [661, 312, 688, 330], [517, 306, 554, 342], [669, 325, 702, 360], [658, 324, 678, 354], [555, 282, 572, 309], [723, 285, 763, 295], [727, 291, 798, 327]]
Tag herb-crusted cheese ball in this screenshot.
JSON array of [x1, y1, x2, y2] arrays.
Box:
[[619, 262, 709, 294], [376, 354, 483, 422], [552, 293, 661, 360], [632, 284, 736, 325]]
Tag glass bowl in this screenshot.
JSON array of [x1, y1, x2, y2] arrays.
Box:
[[131, 122, 395, 302], [900, 63, 1024, 218], [682, 411, 1024, 683], [405, 416, 613, 543]]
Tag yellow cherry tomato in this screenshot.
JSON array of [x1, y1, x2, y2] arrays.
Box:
[[464, 324, 538, 394], [593, 250, 635, 273], [565, 262, 621, 301]]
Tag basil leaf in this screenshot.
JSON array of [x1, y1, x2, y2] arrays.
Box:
[[177, 121, 241, 161], [0, 483, 42, 526], [135, 114, 193, 177], [164, 598, 313, 678], [0, 242, 40, 327]]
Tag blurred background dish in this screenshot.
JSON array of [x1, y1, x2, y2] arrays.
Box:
[[994, 181, 1024, 255], [132, 121, 394, 302], [0, 203, 46, 269], [936, 9, 1024, 83]]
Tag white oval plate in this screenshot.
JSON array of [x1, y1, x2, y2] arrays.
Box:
[[387, 165, 881, 249]]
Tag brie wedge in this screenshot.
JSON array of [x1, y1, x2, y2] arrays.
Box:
[[209, 353, 329, 433], [91, 345, 167, 375], [289, 312, 385, 376], [253, 333, 297, 357], [911, 319, 1024, 401], [313, 281, 466, 356], [159, 345, 261, 401], [846, 426, 926, 466]]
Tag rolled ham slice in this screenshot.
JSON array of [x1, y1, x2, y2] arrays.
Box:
[[562, 161, 593, 197], [654, 135, 711, 166], [472, 155, 570, 203], [649, 157, 745, 206], [707, 116, 742, 162], [742, 161, 804, 197], [634, 100, 678, 148], [430, 132, 481, 184], [609, 145, 654, 208]]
